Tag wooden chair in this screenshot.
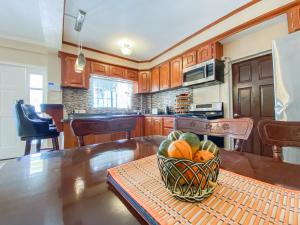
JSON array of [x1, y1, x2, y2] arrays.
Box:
[[257, 119, 300, 161], [71, 117, 137, 147], [174, 117, 253, 150]]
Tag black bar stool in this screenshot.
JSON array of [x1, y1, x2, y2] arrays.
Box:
[[14, 100, 60, 155]]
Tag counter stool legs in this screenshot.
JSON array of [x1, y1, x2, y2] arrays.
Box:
[[36, 140, 41, 152], [52, 137, 59, 150], [25, 140, 31, 155]]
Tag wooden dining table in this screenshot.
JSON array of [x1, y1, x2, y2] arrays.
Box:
[[1, 135, 300, 225]]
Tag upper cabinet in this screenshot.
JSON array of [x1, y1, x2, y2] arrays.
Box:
[[170, 57, 183, 88], [151, 67, 160, 92], [90, 61, 109, 75], [138, 71, 151, 93], [182, 50, 197, 69], [288, 5, 300, 33], [61, 53, 89, 89], [197, 42, 223, 63], [125, 69, 138, 81], [159, 62, 170, 90], [109, 65, 126, 78]]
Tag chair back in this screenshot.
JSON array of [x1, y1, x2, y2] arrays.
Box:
[[257, 119, 300, 160], [71, 117, 137, 146], [174, 117, 253, 150]]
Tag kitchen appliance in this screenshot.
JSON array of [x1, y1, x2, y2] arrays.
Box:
[[182, 59, 224, 87], [272, 31, 300, 164], [176, 102, 224, 147]]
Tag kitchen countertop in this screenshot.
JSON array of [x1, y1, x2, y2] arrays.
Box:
[[63, 113, 175, 122]]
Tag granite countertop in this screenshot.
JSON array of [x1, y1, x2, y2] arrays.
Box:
[[62, 113, 175, 122]]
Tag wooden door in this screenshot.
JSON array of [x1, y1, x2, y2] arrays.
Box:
[[152, 117, 163, 135], [170, 57, 183, 88], [144, 117, 152, 136], [287, 5, 300, 33], [61, 55, 87, 88], [159, 62, 170, 90], [138, 71, 150, 93], [151, 67, 160, 92], [233, 54, 274, 157], [182, 50, 197, 69], [197, 44, 213, 63]]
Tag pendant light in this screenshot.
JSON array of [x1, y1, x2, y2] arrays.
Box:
[[74, 41, 86, 73]]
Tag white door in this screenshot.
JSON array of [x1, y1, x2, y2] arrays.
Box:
[[0, 64, 28, 159]]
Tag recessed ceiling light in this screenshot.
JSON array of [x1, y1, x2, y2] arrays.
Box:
[[118, 39, 134, 56]]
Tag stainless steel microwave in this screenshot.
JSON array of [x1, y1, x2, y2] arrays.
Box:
[[182, 59, 224, 87]]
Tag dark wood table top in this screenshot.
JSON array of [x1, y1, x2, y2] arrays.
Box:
[[1, 135, 300, 225]]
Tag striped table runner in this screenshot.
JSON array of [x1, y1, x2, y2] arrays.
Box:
[[107, 155, 300, 225]]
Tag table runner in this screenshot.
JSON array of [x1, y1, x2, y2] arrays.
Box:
[[107, 155, 300, 225]]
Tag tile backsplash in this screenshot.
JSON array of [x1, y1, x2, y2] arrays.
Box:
[[62, 86, 191, 114]]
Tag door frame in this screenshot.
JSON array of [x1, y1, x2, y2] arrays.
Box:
[[228, 49, 272, 149]]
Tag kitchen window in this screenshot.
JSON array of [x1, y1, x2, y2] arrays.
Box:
[[90, 76, 133, 109]]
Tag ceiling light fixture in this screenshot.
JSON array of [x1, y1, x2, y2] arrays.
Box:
[[74, 41, 86, 73], [119, 39, 134, 56], [74, 10, 86, 32]]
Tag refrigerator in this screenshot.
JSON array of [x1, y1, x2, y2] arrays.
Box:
[[272, 31, 300, 164]]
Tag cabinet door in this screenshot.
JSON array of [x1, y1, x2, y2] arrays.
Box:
[[109, 65, 126, 78], [144, 117, 152, 136], [197, 44, 213, 63], [288, 5, 300, 33], [151, 67, 160, 92], [152, 117, 163, 135], [159, 62, 170, 90], [125, 69, 138, 81], [182, 50, 197, 69], [163, 127, 173, 136], [61, 54, 87, 89], [138, 71, 150, 93], [131, 117, 144, 137], [170, 57, 183, 88], [90, 61, 109, 75]]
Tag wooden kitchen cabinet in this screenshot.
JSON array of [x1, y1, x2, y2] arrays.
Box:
[[151, 67, 160, 92], [90, 61, 109, 75], [287, 5, 300, 33], [61, 53, 89, 89], [197, 43, 213, 63], [131, 117, 144, 137], [163, 117, 174, 136], [125, 69, 138, 81], [170, 57, 183, 88], [144, 117, 152, 136], [151, 117, 163, 135], [159, 62, 170, 90], [182, 50, 197, 69], [138, 71, 151, 93], [109, 65, 126, 78]]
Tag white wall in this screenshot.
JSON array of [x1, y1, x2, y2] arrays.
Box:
[[0, 38, 62, 103]]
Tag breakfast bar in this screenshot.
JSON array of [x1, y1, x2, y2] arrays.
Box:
[[1, 136, 300, 225]]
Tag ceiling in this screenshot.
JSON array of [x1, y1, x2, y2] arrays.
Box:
[[0, 0, 64, 50], [64, 0, 251, 61]]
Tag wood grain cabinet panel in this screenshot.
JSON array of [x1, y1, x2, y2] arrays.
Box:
[[151, 117, 163, 135], [125, 69, 138, 81], [138, 71, 151, 93], [287, 5, 300, 33], [61, 54, 88, 89], [144, 117, 152, 136], [159, 62, 170, 90], [151, 67, 160, 92], [170, 57, 183, 88], [182, 50, 197, 69], [90, 61, 109, 75], [197, 44, 213, 63], [109, 65, 126, 78]]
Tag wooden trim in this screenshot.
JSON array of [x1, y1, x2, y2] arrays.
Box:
[[62, 41, 142, 63], [62, 0, 300, 67], [58, 51, 139, 70]]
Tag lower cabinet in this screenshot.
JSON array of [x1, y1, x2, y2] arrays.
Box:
[[152, 117, 163, 135], [144, 116, 174, 136], [163, 117, 174, 136]]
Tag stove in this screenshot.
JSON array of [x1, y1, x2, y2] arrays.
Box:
[[175, 102, 224, 147]]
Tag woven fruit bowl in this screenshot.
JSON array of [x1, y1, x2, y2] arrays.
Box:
[[157, 131, 221, 202]]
